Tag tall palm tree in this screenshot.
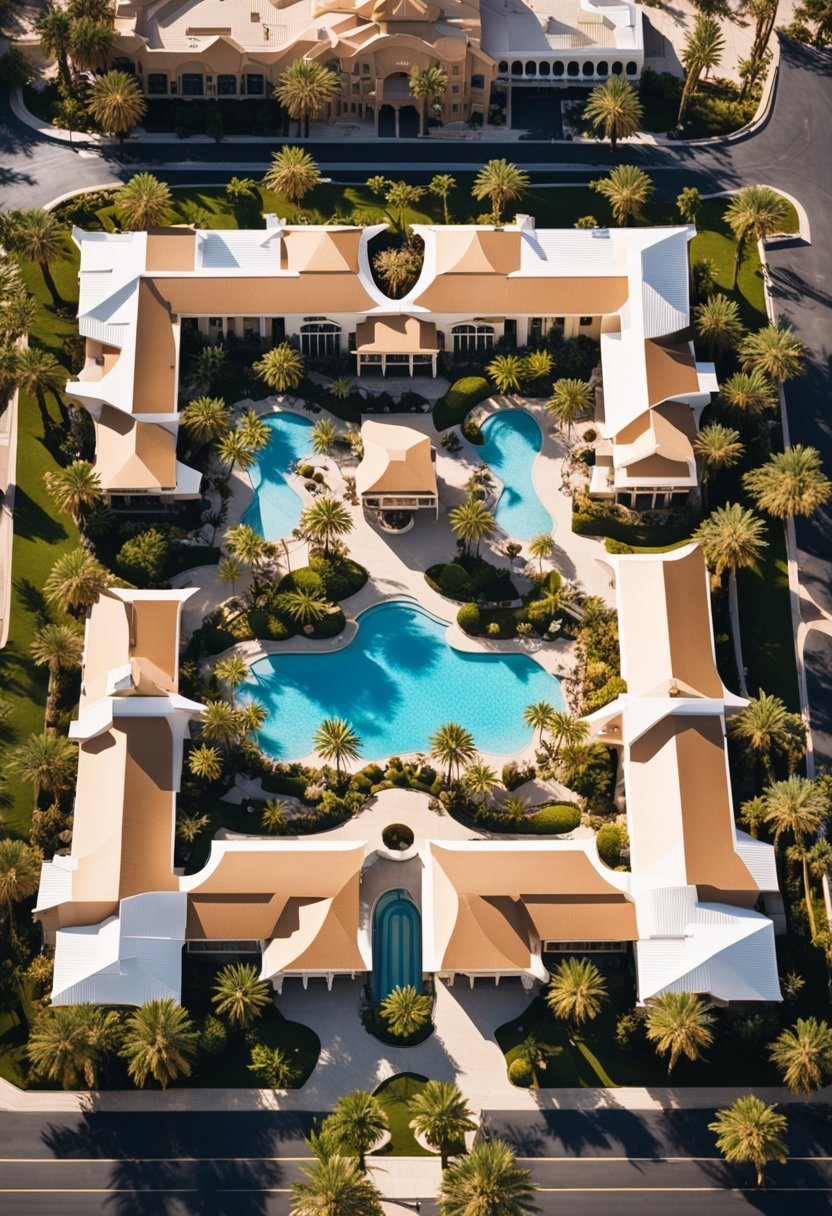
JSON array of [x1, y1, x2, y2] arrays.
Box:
[[743, 446, 832, 521], [694, 293, 745, 355], [214, 654, 249, 706], [728, 691, 792, 782], [438, 1138, 536, 1215], [692, 503, 767, 683], [313, 717, 362, 778], [263, 145, 321, 207], [545, 957, 607, 1030], [200, 699, 242, 752], [188, 343, 226, 395], [528, 533, 555, 575], [7, 208, 66, 308], [280, 588, 332, 627], [523, 700, 556, 744], [384, 180, 426, 237], [429, 173, 456, 224], [226, 176, 257, 205], [181, 396, 231, 445], [693, 424, 744, 509], [327, 1090, 389, 1170], [238, 408, 271, 454], [9, 733, 77, 800], [676, 185, 702, 224], [583, 77, 643, 149], [30, 621, 84, 728], [449, 497, 495, 557], [409, 1080, 476, 1170], [678, 16, 725, 123], [311, 418, 338, 462], [254, 343, 305, 394], [472, 160, 530, 224], [27, 1004, 119, 1089], [119, 998, 198, 1089], [0, 838, 41, 940], [549, 710, 589, 753], [719, 369, 777, 420], [86, 69, 147, 151], [708, 1094, 788, 1188], [763, 774, 827, 935], [379, 984, 433, 1038], [430, 722, 477, 781], [274, 61, 341, 139], [465, 761, 499, 802], [212, 962, 271, 1030], [768, 1018, 832, 1095], [216, 429, 256, 479], [239, 699, 267, 740], [114, 173, 172, 231], [487, 354, 525, 395], [409, 65, 449, 136], [36, 5, 73, 90], [523, 349, 553, 387], [69, 16, 113, 71], [43, 548, 112, 613], [291, 1152, 384, 1215], [590, 164, 654, 226], [547, 378, 593, 439], [644, 991, 715, 1072], [217, 556, 242, 599], [44, 460, 103, 528], [188, 742, 223, 782], [300, 496, 354, 557], [739, 323, 806, 384], [16, 346, 67, 430], [372, 247, 420, 299], [724, 187, 789, 289]]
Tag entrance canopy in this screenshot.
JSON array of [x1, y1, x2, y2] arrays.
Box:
[[355, 315, 439, 377]]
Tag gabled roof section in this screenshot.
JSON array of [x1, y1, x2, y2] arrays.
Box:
[[94, 407, 177, 494]]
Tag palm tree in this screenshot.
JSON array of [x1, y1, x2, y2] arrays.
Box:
[[678, 16, 725, 123], [379, 984, 433, 1038], [280, 588, 331, 627], [372, 247, 420, 299], [709, 1094, 788, 1188], [409, 65, 449, 136], [465, 761, 499, 802], [16, 346, 67, 430], [182, 396, 231, 445], [36, 6, 73, 91], [27, 1004, 120, 1089], [692, 504, 767, 676], [188, 343, 226, 395], [238, 408, 271, 454], [725, 187, 789, 289], [327, 1090, 389, 1170], [44, 548, 112, 613], [226, 176, 257, 205], [254, 343, 305, 394], [384, 181, 426, 238], [583, 77, 643, 149], [212, 962, 271, 1030], [9, 733, 77, 800], [30, 621, 84, 728], [86, 70, 147, 151], [120, 998, 198, 1089], [438, 1138, 536, 1215], [409, 1080, 475, 1170], [528, 532, 555, 575], [313, 717, 362, 778], [729, 691, 793, 781], [763, 774, 827, 935], [549, 710, 589, 753], [523, 349, 553, 387], [214, 654, 249, 706], [274, 61, 341, 139], [547, 378, 593, 439], [216, 428, 256, 479], [188, 742, 223, 782], [291, 1152, 384, 1215], [114, 173, 172, 231], [430, 722, 477, 781], [523, 700, 556, 744], [311, 418, 338, 462], [590, 164, 654, 226], [693, 424, 744, 510], [0, 838, 41, 940], [769, 1018, 832, 1095], [545, 957, 607, 1031], [7, 208, 65, 308], [263, 145, 321, 208], [719, 369, 777, 420], [44, 460, 103, 528], [240, 699, 268, 741], [429, 173, 456, 224], [200, 699, 242, 753], [224, 523, 269, 576], [644, 991, 715, 1072], [472, 160, 530, 224], [694, 293, 745, 355], [743, 446, 832, 521], [739, 324, 806, 384], [300, 496, 354, 558], [676, 185, 702, 224], [70, 16, 113, 71], [449, 497, 495, 557], [217, 556, 242, 599], [486, 354, 524, 395]]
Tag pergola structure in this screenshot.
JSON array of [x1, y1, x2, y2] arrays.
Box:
[[354, 316, 440, 378]]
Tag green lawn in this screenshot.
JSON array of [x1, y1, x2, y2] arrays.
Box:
[[373, 1072, 432, 1156]]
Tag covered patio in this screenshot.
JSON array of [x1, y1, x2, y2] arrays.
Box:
[[354, 315, 440, 378]]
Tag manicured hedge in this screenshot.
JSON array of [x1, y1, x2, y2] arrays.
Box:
[[433, 376, 491, 431], [508, 1057, 534, 1087], [457, 603, 482, 634], [572, 511, 690, 549], [528, 804, 581, 834], [596, 823, 625, 868]]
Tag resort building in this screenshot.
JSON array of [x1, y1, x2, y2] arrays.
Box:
[[71, 218, 715, 510], [34, 546, 782, 1008], [355, 420, 439, 517], [96, 0, 644, 134]]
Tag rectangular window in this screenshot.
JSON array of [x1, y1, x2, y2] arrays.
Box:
[[452, 65, 460, 75], [451, 103, 459, 113], [187, 940, 260, 954], [147, 73, 168, 95], [579, 315, 593, 326], [180, 74, 204, 96], [246, 73, 265, 95], [217, 74, 237, 95], [543, 941, 627, 953], [451, 84, 460, 94], [471, 73, 485, 91], [362, 63, 370, 74]]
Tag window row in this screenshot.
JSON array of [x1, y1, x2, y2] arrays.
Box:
[[147, 72, 271, 96], [497, 60, 639, 79]]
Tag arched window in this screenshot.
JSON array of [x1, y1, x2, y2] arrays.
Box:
[[451, 323, 494, 354], [567, 61, 579, 77], [511, 61, 523, 76], [596, 61, 608, 76], [612, 61, 623, 75], [626, 60, 638, 76], [525, 61, 537, 76], [582, 62, 594, 77], [539, 61, 551, 76], [553, 61, 564, 77], [498, 60, 508, 75], [300, 320, 341, 357]]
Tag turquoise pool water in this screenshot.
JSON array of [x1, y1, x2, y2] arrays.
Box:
[[242, 411, 315, 541], [479, 410, 553, 541], [372, 889, 422, 1003], [247, 600, 563, 761]]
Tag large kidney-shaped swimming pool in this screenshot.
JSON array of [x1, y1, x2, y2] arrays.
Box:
[[246, 600, 563, 762]]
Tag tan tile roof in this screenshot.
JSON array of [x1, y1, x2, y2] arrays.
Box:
[[356, 420, 438, 497], [355, 316, 438, 354], [158, 273, 379, 319], [81, 592, 181, 707], [133, 279, 178, 414], [146, 229, 197, 273], [413, 274, 628, 316], [94, 406, 177, 492], [644, 338, 699, 406], [434, 229, 522, 277], [282, 229, 362, 274]]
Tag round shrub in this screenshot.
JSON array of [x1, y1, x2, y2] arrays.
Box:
[[528, 804, 581, 835], [266, 615, 292, 641], [508, 1057, 534, 1087], [200, 1013, 227, 1056], [486, 621, 501, 637], [293, 567, 326, 596], [382, 822, 415, 851], [596, 823, 625, 868], [310, 607, 345, 639], [462, 417, 484, 444], [298, 463, 314, 478], [312, 470, 325, 483], [457, 602, 481, 634], [363, 763, 384, 784], [116, 527, 169, 587], [439, 563, 474, 600]]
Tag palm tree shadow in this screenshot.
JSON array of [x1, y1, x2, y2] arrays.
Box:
[[11, 486, 68, 545]]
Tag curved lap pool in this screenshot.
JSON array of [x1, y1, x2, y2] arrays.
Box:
[[246, 600, 563, 761], [372, 889, 421, 1003], [242, 411, 314, 541], [479, 410, 553, 541]]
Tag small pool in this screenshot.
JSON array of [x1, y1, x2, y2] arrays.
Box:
[[246, 600, 563, 761], [242, 411, 315, 541], [479, 410, 553, 541], [372, 889, 422, 1004]]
